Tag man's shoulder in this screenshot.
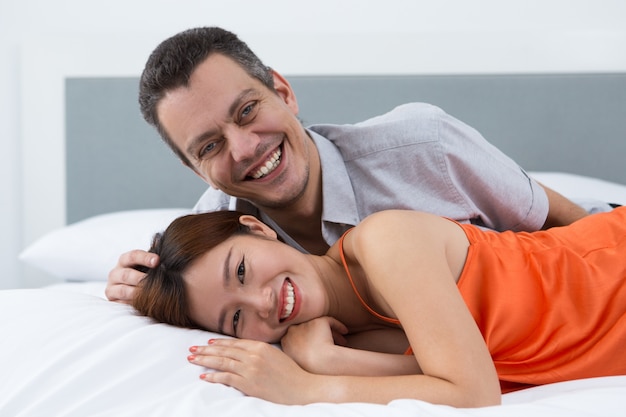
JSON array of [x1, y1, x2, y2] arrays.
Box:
[[358, 102, 444, 126], [193, 187, 231, 212], [310, 102, 442, 130], [308, 102, 445, 158], [192, 188, 258, 215]]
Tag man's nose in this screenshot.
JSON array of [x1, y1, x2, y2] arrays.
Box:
[[228, 128, 260, 162]]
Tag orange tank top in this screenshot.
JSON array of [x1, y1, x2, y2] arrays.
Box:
[[338, 207, 626, 392]]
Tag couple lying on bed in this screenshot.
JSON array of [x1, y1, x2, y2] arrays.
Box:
[[120, 26, 622, 408], [131, 206, 626, 408]]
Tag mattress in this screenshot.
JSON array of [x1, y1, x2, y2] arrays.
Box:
[[5, 172, 626, 416]]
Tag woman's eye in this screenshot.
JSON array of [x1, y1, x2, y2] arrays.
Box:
[[237, 259, 245, 284], [233, 310, 241, 334]]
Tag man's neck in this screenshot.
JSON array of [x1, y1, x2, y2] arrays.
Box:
[[268, 207, 328, 255], [260, 136, 328, 255]]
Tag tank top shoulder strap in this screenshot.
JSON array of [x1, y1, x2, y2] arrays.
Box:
[[338, 228, 400, 325]]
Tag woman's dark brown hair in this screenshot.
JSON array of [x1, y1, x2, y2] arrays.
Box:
[[132, 210, 250, 329]]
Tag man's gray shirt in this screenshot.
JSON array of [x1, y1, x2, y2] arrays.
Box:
[[193, 103, 550, 252]]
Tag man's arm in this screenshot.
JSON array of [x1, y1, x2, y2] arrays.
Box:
[[539, 183, 589, 229]]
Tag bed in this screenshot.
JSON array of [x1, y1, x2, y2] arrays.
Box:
[[6, 73, 626, 416]]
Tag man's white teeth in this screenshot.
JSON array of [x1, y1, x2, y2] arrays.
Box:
[[251, 148, 282, 179], [281, 280, 295, 320]]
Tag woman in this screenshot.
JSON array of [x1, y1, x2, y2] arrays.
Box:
[[132, 207, 626, 407]]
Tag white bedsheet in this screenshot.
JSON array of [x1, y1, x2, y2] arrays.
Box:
[[5, 172, 626, 416], [1, 282, 624, 417]]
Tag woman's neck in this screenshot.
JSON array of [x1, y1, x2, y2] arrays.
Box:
[[308, 246, 396, 333]]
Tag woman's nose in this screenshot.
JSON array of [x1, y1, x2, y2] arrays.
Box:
[[249, 286, 273, 320]]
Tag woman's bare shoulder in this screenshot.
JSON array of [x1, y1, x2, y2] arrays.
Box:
[[350, 210, 469, 284], [354, 210, 456, 243]]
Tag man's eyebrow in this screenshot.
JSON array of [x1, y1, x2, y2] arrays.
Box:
[[185, 88, 257, 158], [217, 247, 233, 335], [228, 88, 256, 119]]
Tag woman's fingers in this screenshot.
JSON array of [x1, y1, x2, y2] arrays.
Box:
[[188, 338, 273, 373], [186, 338, 313, 404]]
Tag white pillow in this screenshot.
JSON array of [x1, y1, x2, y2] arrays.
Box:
[[530, 172, 626, 207], [0, 287, 243, 417], [19, 208, 191, 281]]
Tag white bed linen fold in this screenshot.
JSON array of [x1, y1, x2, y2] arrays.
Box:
[[1, 285, 624, 417]]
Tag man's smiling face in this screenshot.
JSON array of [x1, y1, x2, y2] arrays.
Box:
[[157, 53, 313, 209]]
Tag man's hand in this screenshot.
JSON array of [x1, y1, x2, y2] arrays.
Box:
[[105, 249, 159, 303]]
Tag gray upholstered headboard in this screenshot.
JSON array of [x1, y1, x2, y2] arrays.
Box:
[[66, 73, 626, 224]]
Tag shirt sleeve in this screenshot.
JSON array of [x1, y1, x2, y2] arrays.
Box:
[[436, 108, 549, 232], [192, 187, 237, 213]]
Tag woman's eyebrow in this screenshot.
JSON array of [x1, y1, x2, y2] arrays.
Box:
[[217, 247, 233, 335]]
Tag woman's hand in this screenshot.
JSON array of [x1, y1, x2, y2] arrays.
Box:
[[280, 316, 348, 374], [188, 338, 321, 405], [282, 317, 421, 377]]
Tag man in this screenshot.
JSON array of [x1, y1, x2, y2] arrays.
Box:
[[106, 26, 594, 302]]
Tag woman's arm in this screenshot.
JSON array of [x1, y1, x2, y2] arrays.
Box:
[[188, 211, 500, 407], [188, 336, 494, 406], [346, 210, 501, 406], [280, 316, 422, 376], [312, 347, 422, 376]]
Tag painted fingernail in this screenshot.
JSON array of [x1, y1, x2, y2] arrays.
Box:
[[208, 339, 215, 344], [187, 355, 196, 361], [189, 346, 198, 353], [199, 373, 207, 380]]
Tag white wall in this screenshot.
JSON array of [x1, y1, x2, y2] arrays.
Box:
[[2, 0, 626, 289]]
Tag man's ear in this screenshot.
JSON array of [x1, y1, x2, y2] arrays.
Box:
[[271, 69, 299, 115], [238, 215, 278, 239]]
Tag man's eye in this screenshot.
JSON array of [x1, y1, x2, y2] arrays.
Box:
[[199, 142, 216, 158], [237, 259, 245, 284], [233, 310, 241, 334], [240, 102, 256, 120]]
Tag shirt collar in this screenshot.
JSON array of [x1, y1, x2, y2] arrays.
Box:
[[237, 129, 360, 252], [307, 128, 360, 228]]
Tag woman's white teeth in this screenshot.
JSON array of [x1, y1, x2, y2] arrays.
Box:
[[251, 148, 282, 179], [281, 280, 295, 320]]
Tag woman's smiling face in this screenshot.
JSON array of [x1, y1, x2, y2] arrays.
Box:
[[182, 218, 327, 343]]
